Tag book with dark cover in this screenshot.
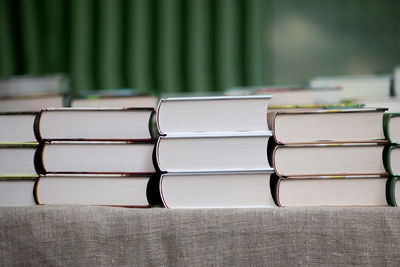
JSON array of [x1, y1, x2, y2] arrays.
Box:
[[34, 173, 160, 207], [383, 113, 400, 144], [34, 141, 157, 175], [34, 108, 156, 141]]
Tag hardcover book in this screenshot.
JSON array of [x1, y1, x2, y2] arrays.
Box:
[[35, 141, 156, 175], [35, 174, 160, 207], [0, 143, 39, 177], [270, 174, 388, 207], [157, 95, 272, 135], [0, 95, 64, 112], [383, 145, 400, 176], [383, 113, 400, 144], [34, 108, 155, 141], [156, 134, 273, 173], [0, 112, 38, 143], [268, 108, 388, 144], [225, 85, 341, 107], [269, 143, 387, 177], [0, 176, 37, 206], [160, 171, 275, 209]]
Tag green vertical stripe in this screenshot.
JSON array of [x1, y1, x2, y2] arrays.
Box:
[[42, 0, 66, 73], [126, 0, 153, 93], [216, 0, 242, 91], [187, 0, 212, 92], [70, 0, 94, 92], [157, 0, 182, 93], [20, 0, 40, 74], [244, 0, 265, 86], [97, 0, 122, 89], [0, 0, 15, 78]]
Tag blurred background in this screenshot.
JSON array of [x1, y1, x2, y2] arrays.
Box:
[[0, 0, 400, 95]]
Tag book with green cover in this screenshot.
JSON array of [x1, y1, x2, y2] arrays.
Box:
[[383, 145, 400, 176], [383, 113, 400, 144], [387, 176, 399, 206]]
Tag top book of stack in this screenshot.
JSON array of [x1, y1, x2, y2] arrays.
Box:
[[156, 96, 272, 136]]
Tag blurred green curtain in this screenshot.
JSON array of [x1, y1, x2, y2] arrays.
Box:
[[0, 0, 267, 94]]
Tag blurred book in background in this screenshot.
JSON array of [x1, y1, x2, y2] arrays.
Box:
[[225, 85, 341, 108], [309, 74, 392, 99], [70, 89, 157, 108], [0, 74, 68, 112]]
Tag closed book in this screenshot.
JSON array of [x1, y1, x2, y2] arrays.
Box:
[[383, 145, 400, 176], [226, 85, 341, 107], [271, 174, 388, 207], [35, 141, 156, 175], [383, 113, 400, 144], [387, 176, 400, 206], [268, 108, 387, 145], [0, 143, 38, 177], [35, 174, 160, 207], [160, 171, 275, 209], [157, 95, 271, 135], [34, 108, 155, 141], [269, 143, 387, 177], [0, 95, 64, 112], [155, 134, 273, 173], [0, 112, 38, 143], [71, 95, 158, 108], [0, 176, 37, 206]]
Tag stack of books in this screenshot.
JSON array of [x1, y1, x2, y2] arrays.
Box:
[[268, 107, 395, 207], [0, 74, 67, 112], [0, 107, 159, 207], [383, 113, 400, 207], [154, 96, 276, 208], [0, 111, 38, 206]]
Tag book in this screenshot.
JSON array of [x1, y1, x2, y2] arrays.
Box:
[[270, 174, 388, 207], [0, 143, 38, 177], [309, 74, 392, 98], [35, 141, 156, 175], [157, 95, 271, 135], [268, 108, 388, 144], [355, 96, 400, 113], [34, 108, 155, 141], [0, 177, 37, 206], [383, 113, 400, 143], [159, 171, 276, 208], [71, 89, 158, 108], [270, 143, 387, 177], [387, 176, 400, 206], [35, 174, 158, 207], [383, 145, 400, 176], [0, 112, 38, 143], [225, 86, 341, 107], [156, 134, 272, 173], [0, 95, 64, 112], [0, 74, 68, 97]]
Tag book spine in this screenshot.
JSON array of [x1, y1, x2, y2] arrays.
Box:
[[33, 176, 41, 205], [33, 110, 43, 141], [383, 145, 400, 176], [270, 173, 281, 207], [34, 143, 47, 175], [383, 113, 400, 143], [149, 109, 156, 140], [152, 141, 162, 173], [387, 176, 398, 206], [146, 173, 162, 206]]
